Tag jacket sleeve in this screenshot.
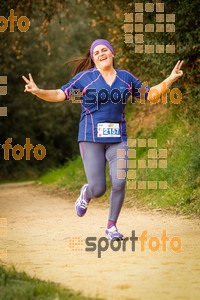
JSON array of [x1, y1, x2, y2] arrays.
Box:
[[130, 73, 150, 100], [60, 72, 83, 101]]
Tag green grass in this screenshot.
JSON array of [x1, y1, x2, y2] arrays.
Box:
[[38, 156, 86, 189], [38, 99, 200, 215], [125, 102, 200, 215], [37, 155, 112, 201], [0, 179, 35, 185], [0, 265, 102, 300]]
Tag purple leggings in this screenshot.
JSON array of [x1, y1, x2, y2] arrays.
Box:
[[79, 141, 129, 222]]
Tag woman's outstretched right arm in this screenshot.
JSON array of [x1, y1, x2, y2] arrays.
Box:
[[22, 73, 65, 102]]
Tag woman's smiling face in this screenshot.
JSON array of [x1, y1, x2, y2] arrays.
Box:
[[92, 44, 114, 69]]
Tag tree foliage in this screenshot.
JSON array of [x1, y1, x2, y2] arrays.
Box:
[[0, 0, 199, 180]]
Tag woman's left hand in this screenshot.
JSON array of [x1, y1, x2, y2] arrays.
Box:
[[169, 60, 184, 82]]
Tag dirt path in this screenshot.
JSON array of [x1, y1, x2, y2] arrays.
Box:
[[0, 183, 200, 300]]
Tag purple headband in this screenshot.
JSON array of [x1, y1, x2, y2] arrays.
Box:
[[90, 39, 114, 61]]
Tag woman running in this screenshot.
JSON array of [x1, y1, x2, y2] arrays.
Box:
[[22, 39, 183, 241]]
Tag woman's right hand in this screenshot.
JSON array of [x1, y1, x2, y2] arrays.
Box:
[[22, 73, 39, 95]]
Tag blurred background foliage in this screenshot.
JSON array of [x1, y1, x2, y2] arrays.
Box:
[[0, 0, 199, 181]]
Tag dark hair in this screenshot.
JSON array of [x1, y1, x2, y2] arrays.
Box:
[[64, 47, 115, 77]]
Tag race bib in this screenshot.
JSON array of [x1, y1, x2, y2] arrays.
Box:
[[97, 123, 120, 137]]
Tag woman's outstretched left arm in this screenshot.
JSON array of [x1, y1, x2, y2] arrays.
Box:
[[147, 60, 184, 102]]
